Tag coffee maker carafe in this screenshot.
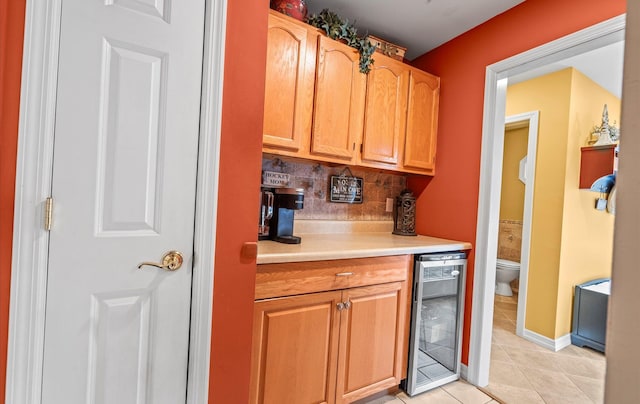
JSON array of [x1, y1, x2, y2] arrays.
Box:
[[258, 187, 274, 240], [270, 187, 304, 244]]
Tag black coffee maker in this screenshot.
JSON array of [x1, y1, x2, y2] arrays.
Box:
[[269, 187, 304, 244]]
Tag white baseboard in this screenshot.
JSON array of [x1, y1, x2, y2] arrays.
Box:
[[523, 328, 572, 351], [460, 364, 468, 381]]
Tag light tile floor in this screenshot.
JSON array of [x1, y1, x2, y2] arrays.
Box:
[[485, 293, 606, 403], [362, 293, 606, 404], [361, 380, 498, 404]]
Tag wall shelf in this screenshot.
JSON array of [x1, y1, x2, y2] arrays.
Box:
[[579, 144, 617, 189]]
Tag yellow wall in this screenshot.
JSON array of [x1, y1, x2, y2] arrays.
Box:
[[506, 68, 618, 339], [500, 126, 528, 221], [556, 70, 618, 337], [506, 68, 573, 338]]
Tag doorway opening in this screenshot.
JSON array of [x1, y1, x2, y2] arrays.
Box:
[[467, 14, 625, 387], [497, 112, 538, 340]]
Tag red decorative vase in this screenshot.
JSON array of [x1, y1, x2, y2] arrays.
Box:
[[270, 0, 307, 21]]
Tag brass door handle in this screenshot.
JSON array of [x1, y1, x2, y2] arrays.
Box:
[[138, 251, 184, 271]]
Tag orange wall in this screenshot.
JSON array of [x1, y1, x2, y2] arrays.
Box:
[[0, 1, 268, 401], [408, 0, 626, 365], [0, 0, 26, 400], [208, 0, 268, 402]]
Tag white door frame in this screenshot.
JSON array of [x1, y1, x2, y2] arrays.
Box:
[[504, 111, 539, 339], [5, 0, 227, 403], [467, 14, 626, 387]]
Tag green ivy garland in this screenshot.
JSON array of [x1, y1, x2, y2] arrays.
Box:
[[306, 9, 376, 74]]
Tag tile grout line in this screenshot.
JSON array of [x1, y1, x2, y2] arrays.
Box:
[[491, 293, 606, 404], [476, 386, 506, 404], [439, 386, 464, 403]]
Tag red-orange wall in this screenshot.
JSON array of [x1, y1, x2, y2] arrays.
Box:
[[0, 0, 26, 400], [209, 0, 267, 402], [408, 0, 626, 365]]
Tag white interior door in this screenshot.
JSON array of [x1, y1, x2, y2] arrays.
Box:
[[41, 1, 205, 403]]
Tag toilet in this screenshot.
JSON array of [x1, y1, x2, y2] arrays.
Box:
[[495, 259, 521, 296]]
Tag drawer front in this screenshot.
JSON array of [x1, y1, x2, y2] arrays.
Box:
[[256, 255, 411, 300]]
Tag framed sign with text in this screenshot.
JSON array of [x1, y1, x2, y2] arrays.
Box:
[[330, 174, 363, 204]]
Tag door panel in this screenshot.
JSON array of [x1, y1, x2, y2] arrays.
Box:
[[361, 57, 409, 167], [262, 13, 314, 152], [311, 36, 365, 162], [403, 69, 440, 173], [250, 291, 342, 404], [42, 0, 205, 402], [97, 40, 166, 234], [88, 290, 155, 403], [336, 282, 404, 403]]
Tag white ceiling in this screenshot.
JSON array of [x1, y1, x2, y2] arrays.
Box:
[[305, 0, 624, 98], [510, 41, 624, 98], [306, 0, 526, 60]]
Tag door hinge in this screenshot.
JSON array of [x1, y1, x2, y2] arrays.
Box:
[[44, 197, 53, 231]]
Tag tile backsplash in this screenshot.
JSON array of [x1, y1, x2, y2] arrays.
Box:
[[498, 219, 523, 262], [262, 155, 407, 221]]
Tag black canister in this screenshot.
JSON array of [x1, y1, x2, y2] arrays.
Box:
[[393, 189, 417, 236]]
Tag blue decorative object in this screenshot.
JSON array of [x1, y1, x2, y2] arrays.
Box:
[[590, 173, 616, 194]]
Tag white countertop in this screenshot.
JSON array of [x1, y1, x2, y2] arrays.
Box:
[[257, 232, 472, 264]]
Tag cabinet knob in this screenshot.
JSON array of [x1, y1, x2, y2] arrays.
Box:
[[337, 302, 345, 311], [344, 300, 351, 310]]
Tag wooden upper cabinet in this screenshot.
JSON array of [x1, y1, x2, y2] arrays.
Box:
[[261, 12, 441, 175], [402, 68, 440, 175], [359, 55, 409, 169], [262, 12, 315, 154], [310, 36, 366, 163]]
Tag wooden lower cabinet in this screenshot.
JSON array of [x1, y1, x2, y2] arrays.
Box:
[[251, 256, 411, 404], [336, 282, 405, 403], [250, 291, 341, 404]]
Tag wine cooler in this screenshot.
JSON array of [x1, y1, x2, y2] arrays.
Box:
[[404, 252, 467, 396]]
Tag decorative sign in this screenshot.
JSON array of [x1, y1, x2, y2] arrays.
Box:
[[262, 171, 290, 187], [330, 175, 363, 204]]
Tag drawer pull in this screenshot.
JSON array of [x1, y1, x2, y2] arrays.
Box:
[[335, 272, 354, 277]]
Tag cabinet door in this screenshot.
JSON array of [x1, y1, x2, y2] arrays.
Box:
[[336, 282, 407, 403], [311, 35, 366, 163], [262, 12, 315, 153], [250, 291, 342, 404], [360, 55, 409, 168], [403, 69, 440, 175]]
